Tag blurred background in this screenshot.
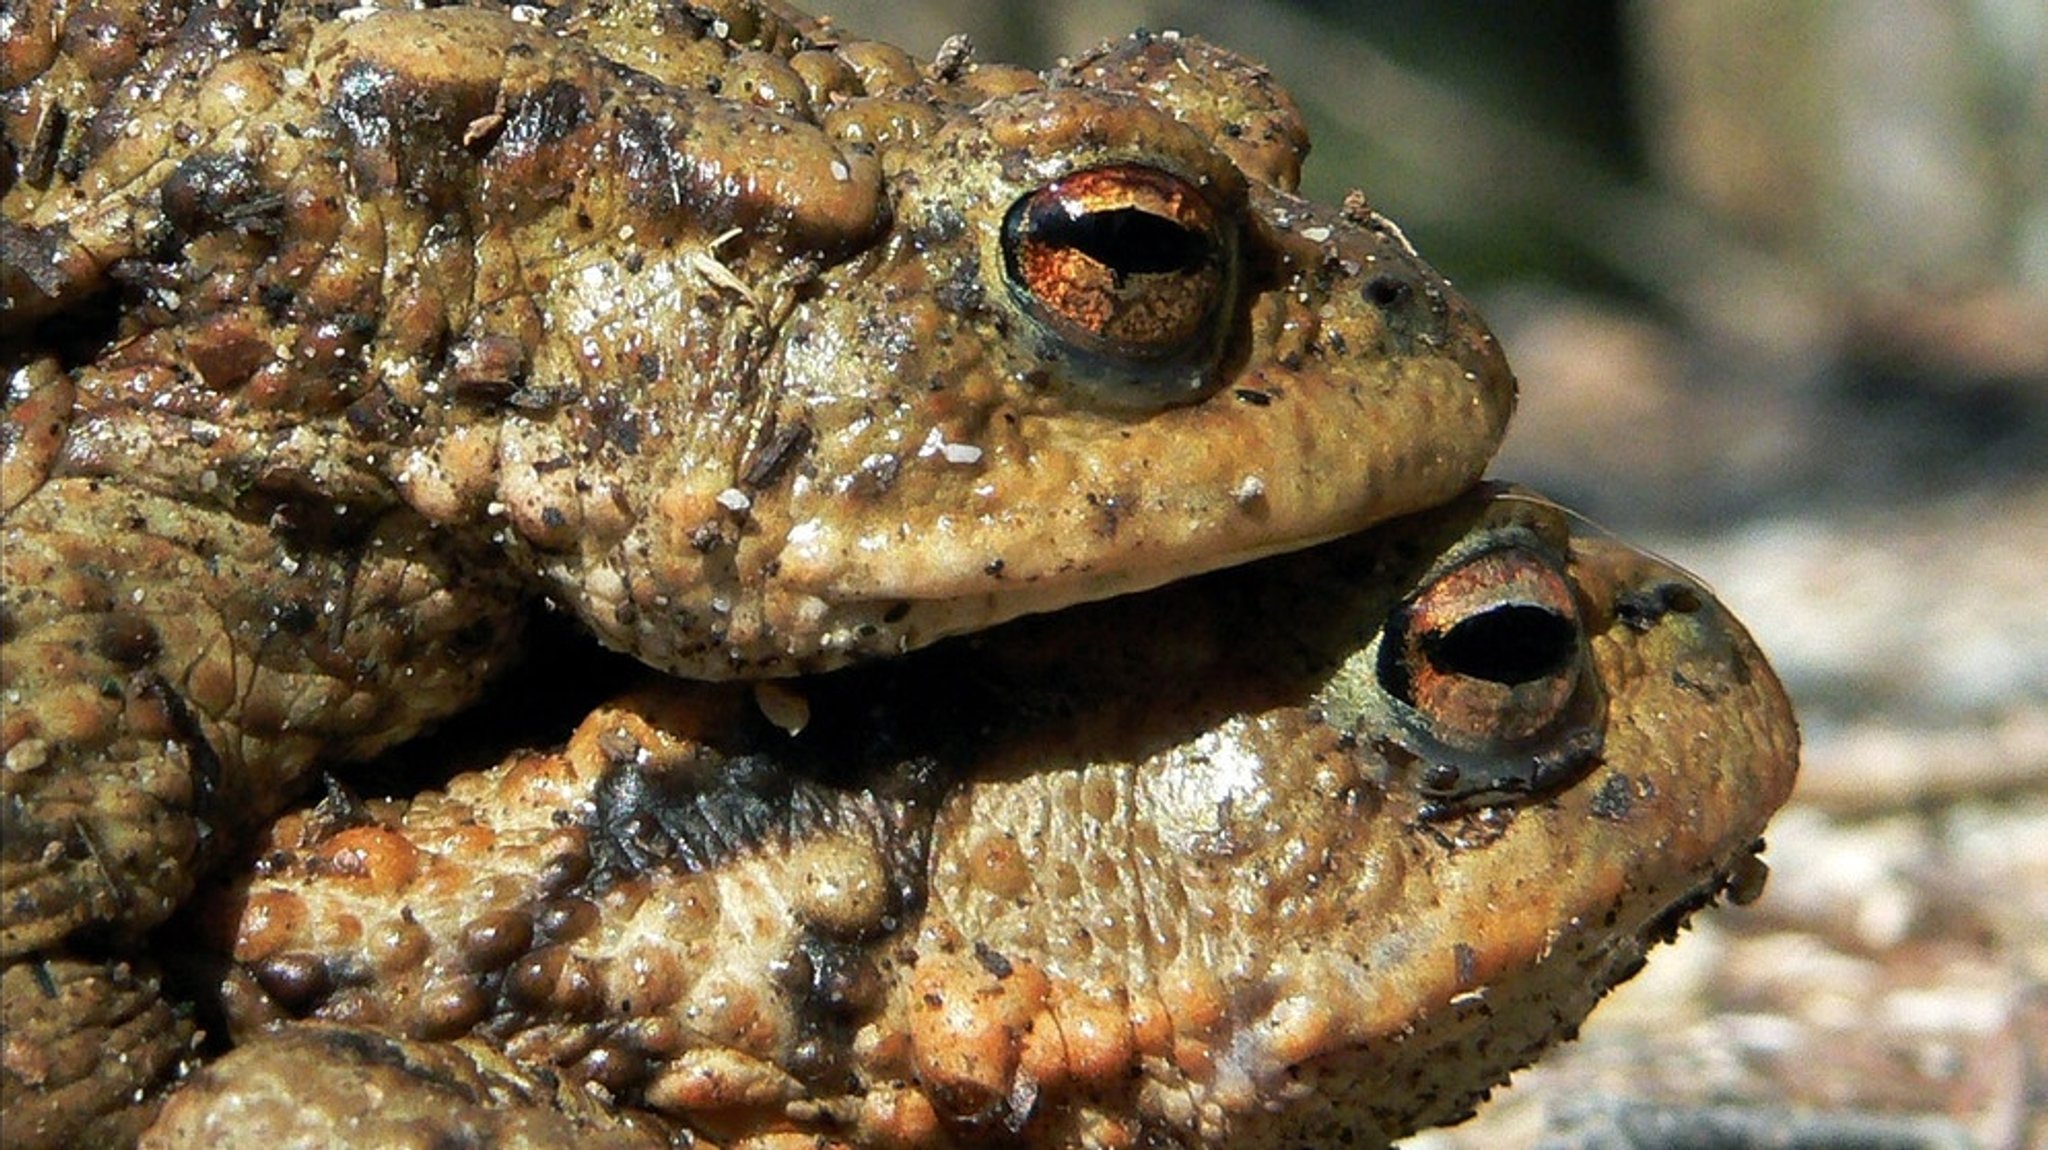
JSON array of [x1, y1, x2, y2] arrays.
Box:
[[826, 2, 2047, 1145]]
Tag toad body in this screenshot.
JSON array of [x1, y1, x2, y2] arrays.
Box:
[[0, 0, 1513, 952], [131, 488, 1796, 1150]]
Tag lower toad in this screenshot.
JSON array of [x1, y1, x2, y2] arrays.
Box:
[[82, 487, 1800, 1150]]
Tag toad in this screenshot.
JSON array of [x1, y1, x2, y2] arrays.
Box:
[[2, 0, 1513, 957], [125, 487, 1797, 1150]]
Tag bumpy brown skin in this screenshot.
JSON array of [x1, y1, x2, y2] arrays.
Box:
[[0, 956, 199, 1149], [180, 489, 1799, 1149], [0, 0, 1514, 962], [140, 1023, 674, 1150]]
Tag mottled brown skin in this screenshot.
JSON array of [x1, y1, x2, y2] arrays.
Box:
[[0, 956, 198, 1149], [140, 1023, 675, 1150], [173, 489, 1799, 1149], [1, 0, 1514, 961]]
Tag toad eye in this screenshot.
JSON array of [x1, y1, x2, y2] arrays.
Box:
[[1001, 164, 1234, 368], [1377, 547, 1591, 758]]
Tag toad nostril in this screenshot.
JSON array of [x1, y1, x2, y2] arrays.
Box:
[[1363, 274, 1411, 309], [1615, 582, 1706, 633], [1421, 604, 1577, 685]]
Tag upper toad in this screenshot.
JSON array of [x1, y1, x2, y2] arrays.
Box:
[[1, 0, 1514, 953]]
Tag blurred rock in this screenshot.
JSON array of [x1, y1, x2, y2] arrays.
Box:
[[1632, 0, 2048, 302]]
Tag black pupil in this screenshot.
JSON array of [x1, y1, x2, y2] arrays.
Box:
[[1421, 605, 1576, 685], [1031, 204, 1208, 275]]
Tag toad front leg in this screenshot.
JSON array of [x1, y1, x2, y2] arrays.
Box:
[[0, 472, 520, 954]]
